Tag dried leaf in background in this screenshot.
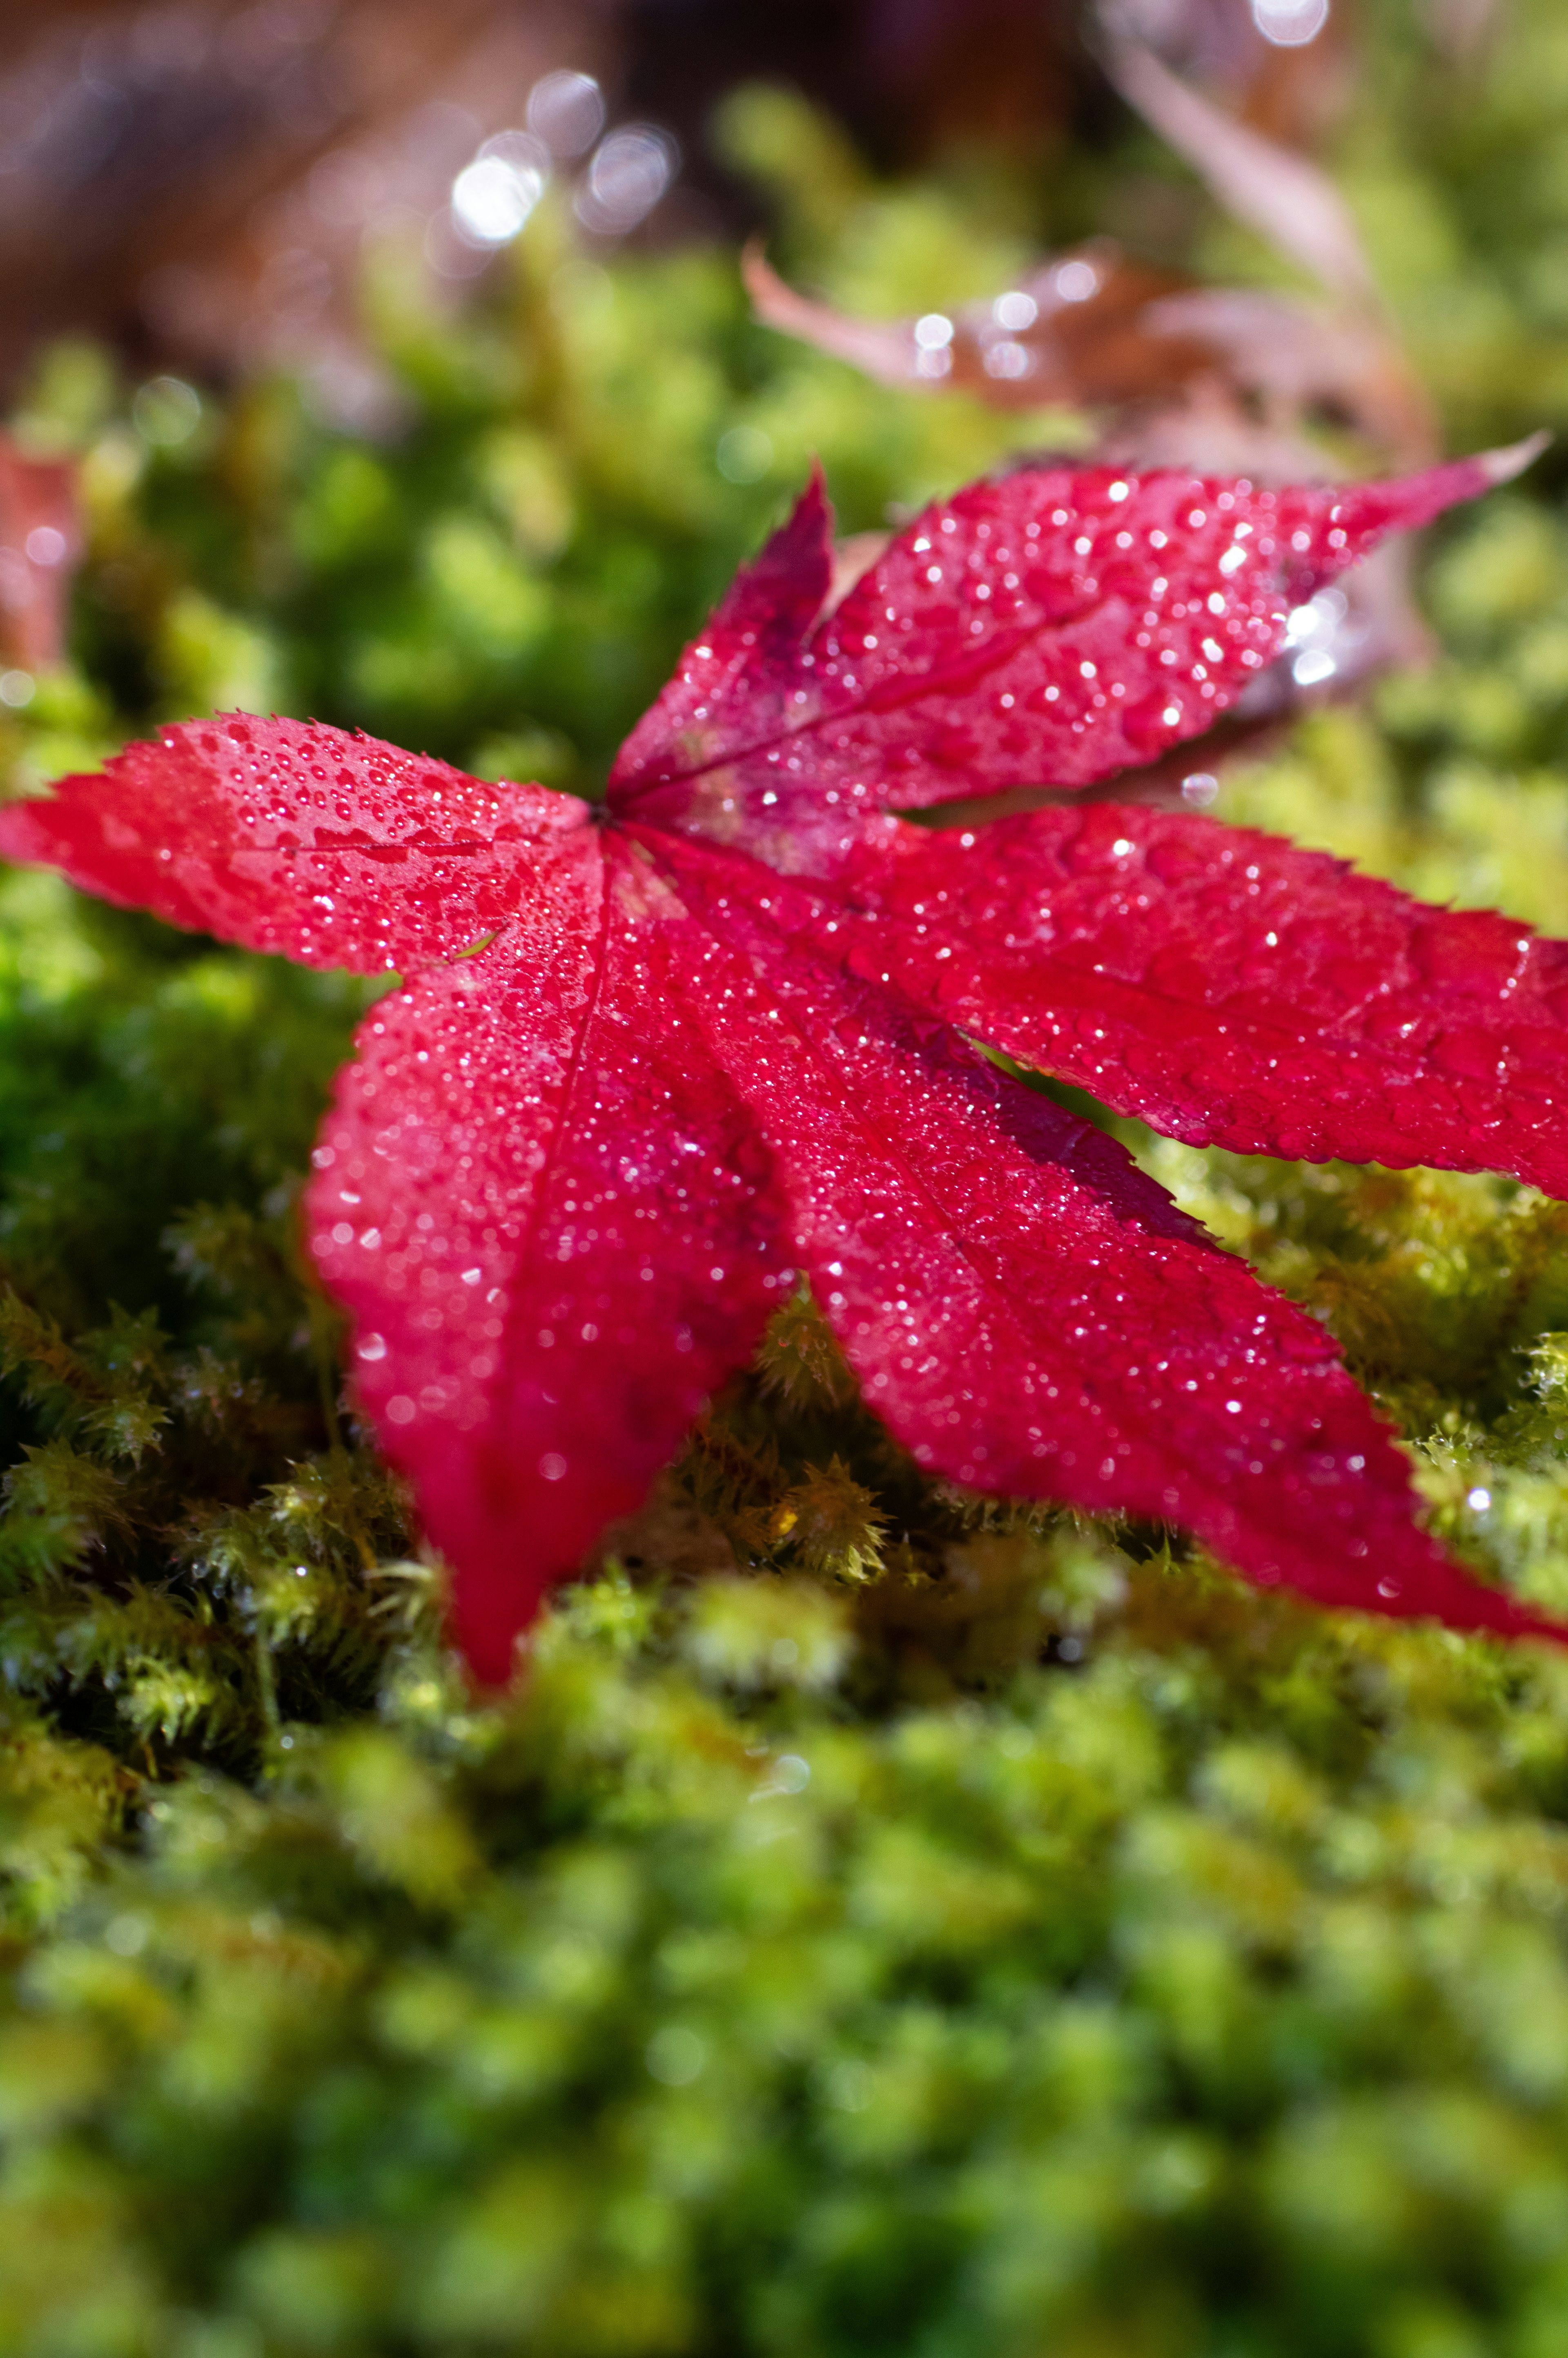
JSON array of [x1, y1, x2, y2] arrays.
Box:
[[0, 436, 79, 676]]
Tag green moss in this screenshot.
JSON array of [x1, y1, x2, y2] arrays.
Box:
[[16, 1563, 1568, 2356], [9, 15, 1568, 2348]]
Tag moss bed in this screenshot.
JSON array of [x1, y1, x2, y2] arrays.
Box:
[[11, 11, 1568, 2350]]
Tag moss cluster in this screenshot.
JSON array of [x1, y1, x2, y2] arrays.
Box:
[[9, 4, 1568, 2347], [18, 1559, 1568, 2358]]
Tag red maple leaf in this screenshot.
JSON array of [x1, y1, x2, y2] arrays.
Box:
[[3, 450, 1565, 1682]]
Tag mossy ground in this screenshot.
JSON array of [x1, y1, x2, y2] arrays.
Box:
[[9, 8, 1568, 2349]]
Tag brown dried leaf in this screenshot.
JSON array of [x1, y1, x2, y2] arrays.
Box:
[[744, 238, 1215, 414]]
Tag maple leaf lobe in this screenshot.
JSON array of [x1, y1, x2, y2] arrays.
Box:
[[305, 831, 792, 1685], [610, 449, 1520, 868], [824, 800, 1568, 1199], [0, 712, 584, 975]]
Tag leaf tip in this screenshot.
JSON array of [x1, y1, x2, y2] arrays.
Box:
[[1474, 428, 1552, 487]]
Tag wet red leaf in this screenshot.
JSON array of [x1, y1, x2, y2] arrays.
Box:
[[2, 450, 1563, 1679]]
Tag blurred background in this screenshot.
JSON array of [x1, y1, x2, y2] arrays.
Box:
[[0, 0, 1376, 401], [0, 0, 1464, 389], [2, 0, 1566, 842], [0, 0, 1070, 397]]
